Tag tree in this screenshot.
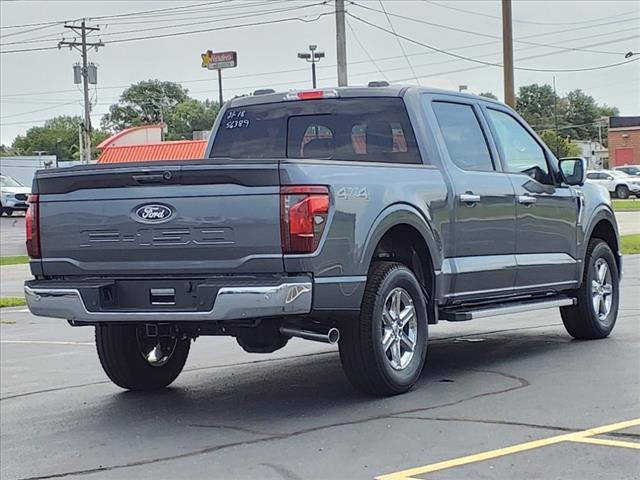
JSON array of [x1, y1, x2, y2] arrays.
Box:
[[0, 144, 14, 156], [478, 92, 498, 100], [539, 130, 581, 158], [563, 89, 619, 145], [515, 84, 559, 129], [10, 115, 108, 160], [165, 99, 220, 140], [101, 80, 190, 131]]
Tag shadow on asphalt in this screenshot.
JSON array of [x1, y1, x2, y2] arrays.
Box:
[[91, 329, 575, 429]]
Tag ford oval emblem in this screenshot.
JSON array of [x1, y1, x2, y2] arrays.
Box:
[[134, 204, 173, 223]]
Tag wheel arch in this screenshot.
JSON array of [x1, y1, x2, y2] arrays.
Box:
[[361, 204, 442, 323], [582, 207, 621, 278]]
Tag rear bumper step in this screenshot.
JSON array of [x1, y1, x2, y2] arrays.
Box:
[[439, 296, 576, 321], [24, 277, 312, 322]]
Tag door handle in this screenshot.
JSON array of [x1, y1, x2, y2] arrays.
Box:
[[459, 193, 481, 204], [518, 195, 536, 205]]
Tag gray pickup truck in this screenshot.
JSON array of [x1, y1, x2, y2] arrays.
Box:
[[24, 86, 621, 396]]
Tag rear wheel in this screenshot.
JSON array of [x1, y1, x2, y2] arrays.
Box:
[[95, 324, 190, 390], [560, 239, 619, 339], [615, 185, 629, 199], [339, 262, 428, 396]]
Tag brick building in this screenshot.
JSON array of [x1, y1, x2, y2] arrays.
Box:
[[608, 116, 640, 167]]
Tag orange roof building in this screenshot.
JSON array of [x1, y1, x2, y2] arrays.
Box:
[[96, 124, 208, 163]]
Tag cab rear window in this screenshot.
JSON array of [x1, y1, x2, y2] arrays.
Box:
[[210, 98, 422, 164]]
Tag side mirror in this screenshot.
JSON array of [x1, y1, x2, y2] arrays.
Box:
[[559, 157, 586, 186]]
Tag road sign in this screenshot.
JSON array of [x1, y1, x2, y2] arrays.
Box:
[[201, 50, 237, 70]]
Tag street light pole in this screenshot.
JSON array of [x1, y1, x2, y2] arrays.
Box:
[[297, 45, 325, 88]]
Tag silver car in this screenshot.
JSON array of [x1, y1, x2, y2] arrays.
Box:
[[0, 174, 30, 216]]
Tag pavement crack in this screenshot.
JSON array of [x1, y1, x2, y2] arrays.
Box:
[[389, 416, 581, 433], [14, 368, 530, 480], [260, 463, 303, 480], [0, 351, 335, 402], [185, 423, 283, 437]]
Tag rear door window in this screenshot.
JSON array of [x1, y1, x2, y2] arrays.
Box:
[[211, 98, 423, 164]]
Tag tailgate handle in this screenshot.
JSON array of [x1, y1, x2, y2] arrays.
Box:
[[132, 171, 173, 184]]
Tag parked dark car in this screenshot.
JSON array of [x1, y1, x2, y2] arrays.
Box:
[[24, 86, 621, 396]]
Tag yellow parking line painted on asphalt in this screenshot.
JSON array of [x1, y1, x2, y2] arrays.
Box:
[[569, 437, 640, 450], [375, 418, 640, 480]]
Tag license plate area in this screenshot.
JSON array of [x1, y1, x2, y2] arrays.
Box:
[[96, 279, 215, 312]]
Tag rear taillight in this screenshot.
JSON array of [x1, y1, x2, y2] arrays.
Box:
[[26, 194, 40, 258], [280, 186, 330, 254]]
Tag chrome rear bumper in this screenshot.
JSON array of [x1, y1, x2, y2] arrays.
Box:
[[24, 278, 312, 322]]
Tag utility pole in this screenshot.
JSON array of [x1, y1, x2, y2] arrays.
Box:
[[335, 0, 348, 86], [553, 76, 560, 158], [297, 45, 325, 88], [501, 0, 515, 107], [59, 20, 104, 163]]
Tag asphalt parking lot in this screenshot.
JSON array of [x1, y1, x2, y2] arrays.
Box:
[[1, 257, 639, 480], [0, 215, 26, 257]]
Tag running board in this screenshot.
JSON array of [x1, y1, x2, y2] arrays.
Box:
[[439, 296, 576, 322]]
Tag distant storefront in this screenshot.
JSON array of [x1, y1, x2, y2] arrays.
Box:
[[608, 116, 640, 167]]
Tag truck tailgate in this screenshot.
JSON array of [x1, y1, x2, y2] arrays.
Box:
[[33, 161, 283, 276]]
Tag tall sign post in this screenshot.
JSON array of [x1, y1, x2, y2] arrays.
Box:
[[201, 50, 237, 106]]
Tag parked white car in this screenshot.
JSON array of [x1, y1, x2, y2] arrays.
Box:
[[0, 174, 30, 216], [586, 169, 640, 199], [614, 165, 640, 177]]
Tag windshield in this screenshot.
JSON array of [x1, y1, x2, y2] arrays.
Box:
[[0, 175, 24, 188], [210, 98, 422, 164]]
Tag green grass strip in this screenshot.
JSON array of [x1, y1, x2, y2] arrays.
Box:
[[0, 297, 26, 308], [621, 234, 640, 255], [612, 199, 640, 211], [0, 256, 29, 266]]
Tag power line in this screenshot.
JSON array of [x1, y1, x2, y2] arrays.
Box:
[[0, 22, 61, 39], [1, 2, 329, 48], [377, 0, 420, 85], [87, 1, 230, 21], [0, 11, 333, 54], [347, 12, 640, 73], [349, 1, 632, 56], [346, 18, 388, 81], [0, 102, 79, 120], [91, 0, 294, 23], [423, 0, 638, 27], [3, 22, 637, 102], [78, 2, 329, 41]]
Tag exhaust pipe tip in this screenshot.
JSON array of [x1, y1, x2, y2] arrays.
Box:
[[327, 327, 340, 345], [279, 326, 340, 345]]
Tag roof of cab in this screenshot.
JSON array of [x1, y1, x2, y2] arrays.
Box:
[[227, 85, 504, 108]]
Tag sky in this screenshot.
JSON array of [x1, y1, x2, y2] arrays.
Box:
[[1, 0, 639, 146]]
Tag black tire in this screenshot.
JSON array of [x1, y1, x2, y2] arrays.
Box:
[[339, 261, 428, 396], [5, 208, 13, 216], [95, 324, 190, 390], [615, 185, 629, 199], [560, 239, 619, 339]]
